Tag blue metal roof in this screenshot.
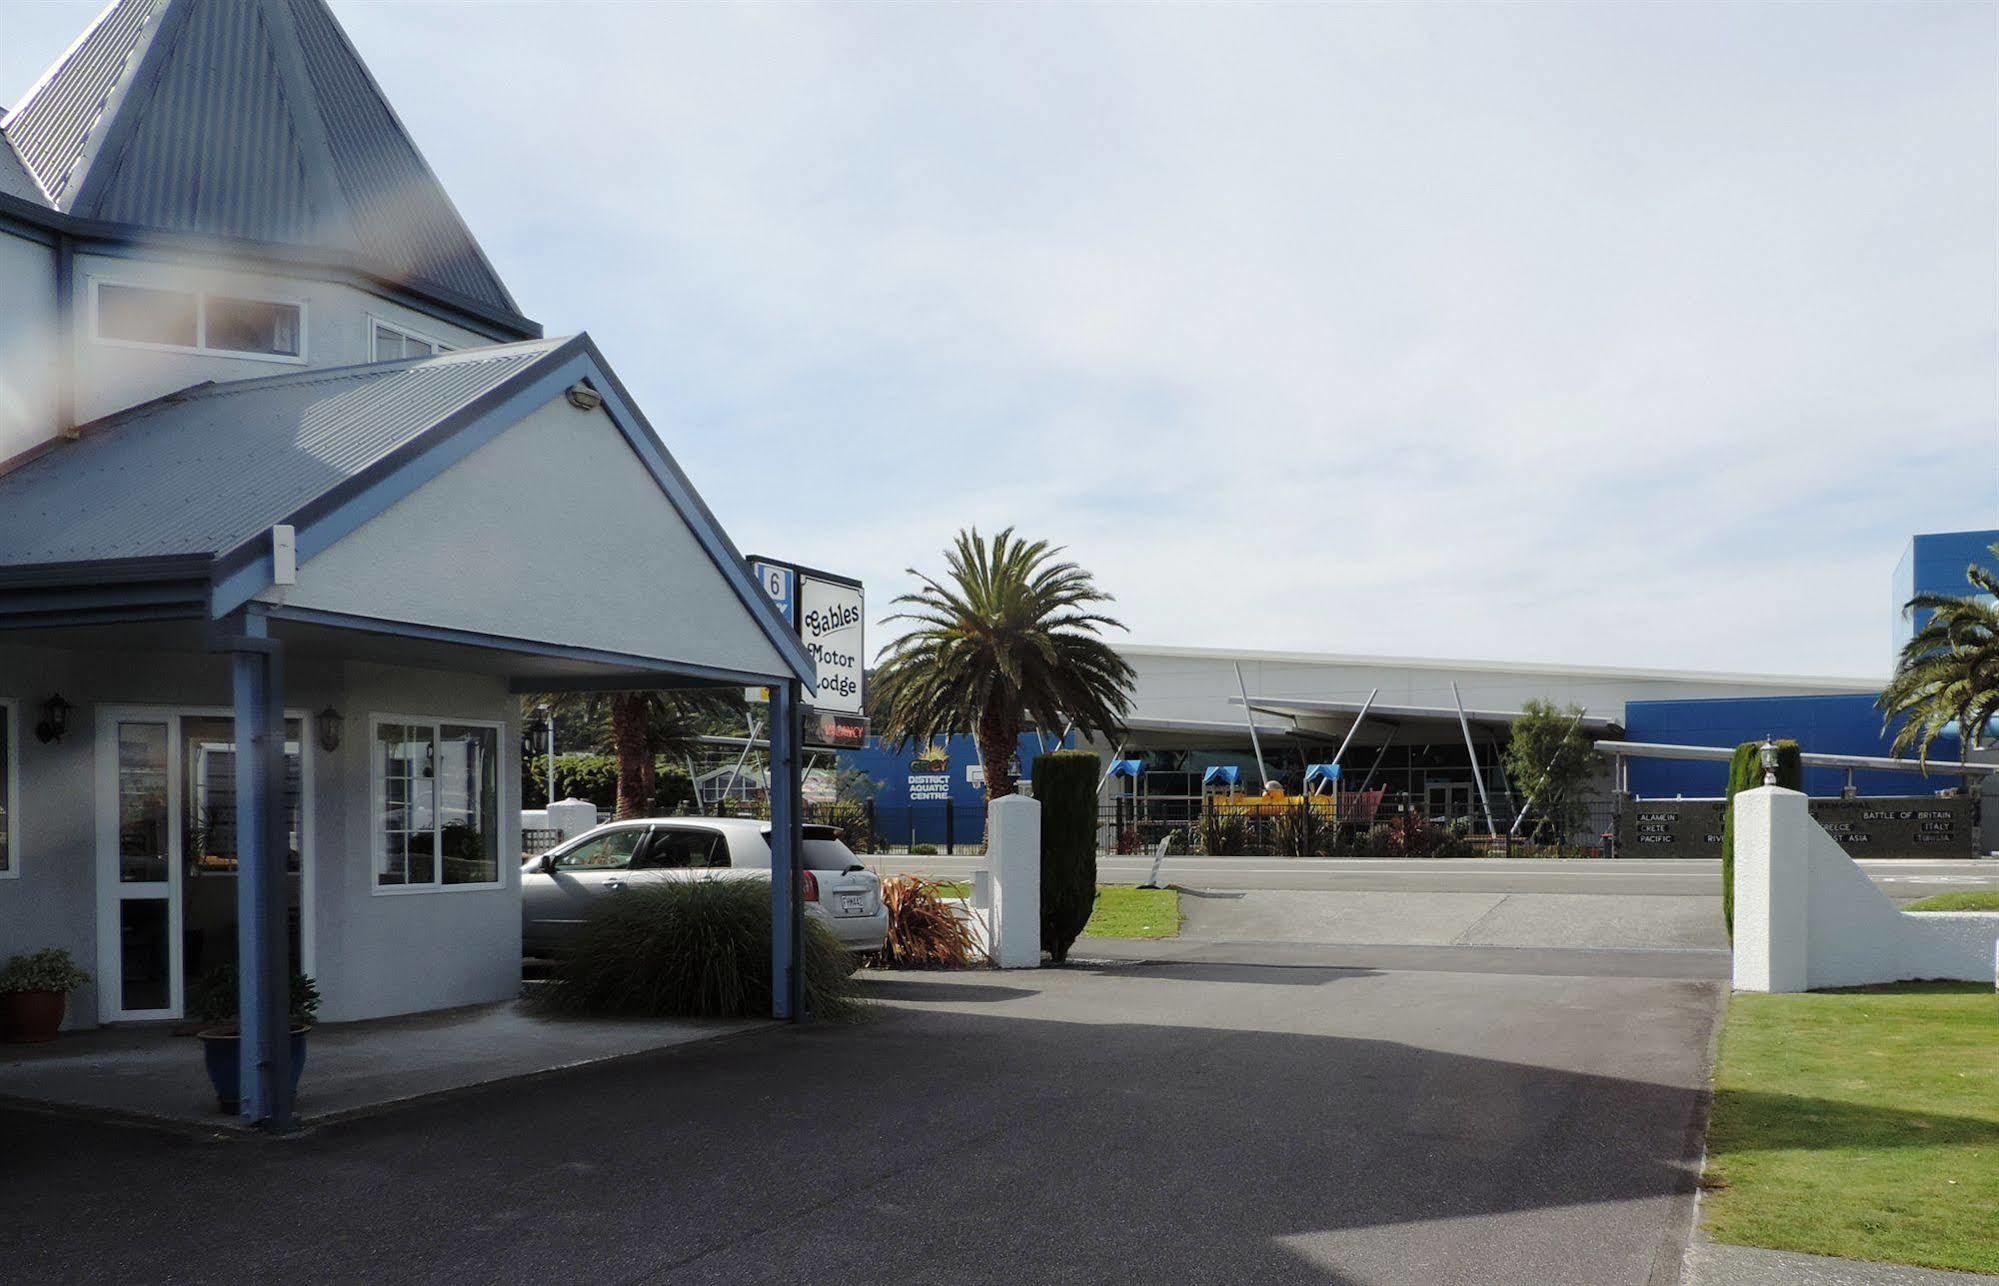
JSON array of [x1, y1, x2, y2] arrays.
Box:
[[2, 0, 526, 328], [0, 338, 569, 566]]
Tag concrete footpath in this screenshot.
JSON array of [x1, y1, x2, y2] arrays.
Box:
[[1686, 1242, 1995, 1285]]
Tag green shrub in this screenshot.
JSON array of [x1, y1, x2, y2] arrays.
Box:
[[1035, 751, 1099, 963], [909, 843, 939, 856], [1721, 739, 1801, 940], [535, 879, 862, 1020], [522, 753, 693, 813], [0, 947, 90, 994], [185, 963, 321, 1030], [1272, 800, 1330, 857], [1196, 808, 1247, 856]]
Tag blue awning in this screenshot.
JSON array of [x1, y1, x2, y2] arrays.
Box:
[[1108, 759, 1145, 779], [1303, 763, 1342, 785], [1202, 765, 1241, 787]]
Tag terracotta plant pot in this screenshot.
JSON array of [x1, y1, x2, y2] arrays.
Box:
[[2, 989, 67, 1043]]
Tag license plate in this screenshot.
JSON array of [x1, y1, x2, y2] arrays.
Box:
[[837, 893, 866, 916]]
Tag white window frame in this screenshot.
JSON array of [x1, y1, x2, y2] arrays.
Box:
[[368, 314, 453, 361], [369, 713, 508, 895], [0, 697, 17, 879], [88, 276, 310, 366]]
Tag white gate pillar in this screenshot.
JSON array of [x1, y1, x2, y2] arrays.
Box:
[[1732, 785, 1810, 993], [987, 794, 1042, 968]]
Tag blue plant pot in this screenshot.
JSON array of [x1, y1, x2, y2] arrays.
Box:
[[198, 1029, 309, 1115]]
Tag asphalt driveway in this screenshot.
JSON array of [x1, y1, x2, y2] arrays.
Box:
[[0, 946, 1721, 1286]]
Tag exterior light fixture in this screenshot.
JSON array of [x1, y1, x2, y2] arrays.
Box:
[[1759, 736, 1778, 787], [34, 693, 71, 744], [564, 382, 602, 412], [316, 706, 344, 753]]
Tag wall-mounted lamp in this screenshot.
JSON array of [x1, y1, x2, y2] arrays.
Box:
[[564, 382, 602, 412], [34, 693, 71, 744], [317, 706, 344, 754], [1759, 736, 1778, 788]]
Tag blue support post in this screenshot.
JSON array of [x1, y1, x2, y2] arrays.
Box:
[[768, 681, 805, 1020], [230, 610, 294, 1130]]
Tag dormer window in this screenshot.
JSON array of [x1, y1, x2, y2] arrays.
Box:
[[372, 319, 453, 361], [91, 279, 306, 363]]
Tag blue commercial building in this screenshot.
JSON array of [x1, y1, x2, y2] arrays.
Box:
[[1626, 529, 1995, 800], [842, 731, 1075, 848], [1623, 693, 1964, 799], [1893, 529, 1999, 653]]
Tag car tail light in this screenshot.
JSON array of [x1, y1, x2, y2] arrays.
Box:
[[800, 870, 819, 901]]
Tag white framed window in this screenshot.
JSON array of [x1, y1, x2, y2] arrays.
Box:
[[90, 278, 307, 363], [369, 316, 453, 361], [0, 698, 16, 878], [372, 715, 504, 892]]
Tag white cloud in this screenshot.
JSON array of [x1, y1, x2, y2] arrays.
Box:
[[3, 0, 1991, 678]]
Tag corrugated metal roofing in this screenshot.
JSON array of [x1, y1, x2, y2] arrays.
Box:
[[0, 134, 48, 205], [89, 0, 314, 243], [1, 0, 162, 205], [0, 338, 569, 567], [0, 0, 525, 325]]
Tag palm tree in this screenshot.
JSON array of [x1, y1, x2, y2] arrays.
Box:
[[524, 690, 732, 818], [1879, 542, 1999, 769], [873, 527, 1135, 801]]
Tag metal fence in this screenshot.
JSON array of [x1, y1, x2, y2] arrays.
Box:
[[1101, 795, 1625, 858]]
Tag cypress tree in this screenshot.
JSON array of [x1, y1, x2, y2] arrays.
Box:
[[1034, 751, 1100, 962], [1720, 738, 1802, 939]]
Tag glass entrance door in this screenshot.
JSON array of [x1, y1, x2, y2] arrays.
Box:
[[97, 710, 308, 1022], [109, 721, 176, 1018], [1425, 780, 1473, 825]]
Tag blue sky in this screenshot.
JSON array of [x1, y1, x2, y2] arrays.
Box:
[[3, 1, 1993, 679]]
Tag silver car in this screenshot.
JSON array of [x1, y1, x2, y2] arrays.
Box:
[[521, 817, 887, 959]]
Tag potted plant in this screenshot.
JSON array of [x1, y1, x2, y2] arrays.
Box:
[[187, 964, 321, 1114], [0, 947, 91, 1042]]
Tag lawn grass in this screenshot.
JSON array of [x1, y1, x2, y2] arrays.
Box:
[[1702, 983, 1999, 1275], [888, 878, 1181, 939], [1081, 885, 1181, 939], [1902, 891, 1999, 912]]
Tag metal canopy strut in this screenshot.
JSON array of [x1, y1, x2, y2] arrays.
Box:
[[768, 681, 805, 1020]]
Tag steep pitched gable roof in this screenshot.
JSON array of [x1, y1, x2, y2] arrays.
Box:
[[2, 0, 527, 329]]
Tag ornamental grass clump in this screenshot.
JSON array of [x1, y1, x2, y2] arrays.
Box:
[[866, 876, 979, 969], [536, 878, 863, 1021]]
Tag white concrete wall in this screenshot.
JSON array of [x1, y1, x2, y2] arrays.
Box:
[[0, 636, 520, 1027], [1733, 786, 1999, 991], [69, 251, 494, 427], [0, 226, 59, 464], [264, 395, 791, 680]]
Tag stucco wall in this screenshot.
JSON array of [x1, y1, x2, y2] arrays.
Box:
[[315, 662, 520, 1023], [1733, 786, 1999, 992], [0, 637, 519, 1028], [264, 394, 790, 681], [0, 226, 59, 464], [69, 251, 494, 427]]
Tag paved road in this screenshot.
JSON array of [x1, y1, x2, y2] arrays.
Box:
[[879, 855, 1999, 902], [0, 945, 1721, 1286]]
